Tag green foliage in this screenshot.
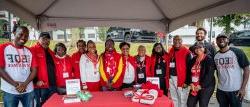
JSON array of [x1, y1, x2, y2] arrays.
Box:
[[0, 19, 8, 36], [97, 27, 109, 41], [18, 19, 29, 26], [213, 14, 250, 35]]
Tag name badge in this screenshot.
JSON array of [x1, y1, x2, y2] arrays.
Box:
[[156, 69, 162, 75], [192, 77, 199, 82], [170, 62, 175, 68], [138, 73, 145, 79], [63, 72, 69, 78]]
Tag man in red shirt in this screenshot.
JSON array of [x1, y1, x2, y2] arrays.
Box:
[[31, 32, 57, 107], [71, 40, 86, 80]]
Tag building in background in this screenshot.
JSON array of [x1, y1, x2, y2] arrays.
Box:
[[51, 27, 100, 42]]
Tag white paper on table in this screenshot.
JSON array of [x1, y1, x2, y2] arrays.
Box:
[[66, 79, 81, 95], [146, 77, 160, 88]]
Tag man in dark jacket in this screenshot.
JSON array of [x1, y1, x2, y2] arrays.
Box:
[[189, 28, 216, 57], [31, 32, 57, 107]]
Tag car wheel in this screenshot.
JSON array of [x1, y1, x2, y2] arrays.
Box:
[[124, 34, 131, 42]]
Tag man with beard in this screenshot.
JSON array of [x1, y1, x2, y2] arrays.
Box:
[[214, 34, 249, 107], [0, 26, 37, 107], [99, 39, 123, 91], [189, 28, 216, 57]]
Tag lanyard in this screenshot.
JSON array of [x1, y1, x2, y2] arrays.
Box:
[[86, 54, 98, 71], [15, 48, 25, 64], [56, 55, 67, 72]]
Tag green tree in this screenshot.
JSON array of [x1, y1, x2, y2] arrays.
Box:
[[18, 19, 29, 26], [195, 19, 205, 28], [0, 19, 8, 38], [97, 27, 109, 41], [213, 14, 250, 35]]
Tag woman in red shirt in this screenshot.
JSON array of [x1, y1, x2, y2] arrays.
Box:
[[54, 43, 74, 95]]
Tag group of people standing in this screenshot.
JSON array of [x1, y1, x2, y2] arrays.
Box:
[[0, 26, 249, 107]]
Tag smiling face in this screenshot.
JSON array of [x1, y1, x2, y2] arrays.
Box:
[[105, 40, 115, 52], [194, 47, 205, 56], [196, 30, 206, 41], [14, 27, 29, 46], [87, 42, 96, 54], [56, 46, 66, 57], [173, 36, 182, 49], [77, 41, 86, 53], [154, 44, 163, 53], [38, 36, 50, 49], [216, 37, 229, 49], [137, 46, 146, 57], [121, 45, 130, 56]]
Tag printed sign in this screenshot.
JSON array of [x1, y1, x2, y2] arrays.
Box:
[[66, 79, 81, 95]]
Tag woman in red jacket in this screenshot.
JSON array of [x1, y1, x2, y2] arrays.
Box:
[[150, 43, 169, 96], [54, 43, 74, 95]]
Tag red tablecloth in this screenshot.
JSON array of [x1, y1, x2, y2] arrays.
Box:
[[43, 91, 174, 107]]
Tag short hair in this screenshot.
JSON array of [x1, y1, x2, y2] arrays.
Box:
[[54, 42, 67, 53], [87, 40, 95, 46], [196, 27, 207, 35], [15, 26, 29, 35], [173, 35, 182, 40], [137, 45, 146, 50], [105, 39, 115, 46], [39, 32, 51, 39], [119, 42, 130, 49], [76, 40, 86, 46]]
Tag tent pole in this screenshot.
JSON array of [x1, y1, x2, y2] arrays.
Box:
[[165, 22, 170, 51], [8, 11, 11, 42]]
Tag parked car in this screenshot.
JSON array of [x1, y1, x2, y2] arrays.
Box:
[[106, 27, 156, 42], [229, 30, 250, 46]]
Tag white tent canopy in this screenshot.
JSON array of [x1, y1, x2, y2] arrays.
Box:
[[0, 0, 250, 33]]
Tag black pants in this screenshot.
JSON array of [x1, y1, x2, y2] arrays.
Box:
[[159, 77, 168, 96], [34, 86, 57, 107], [216, 89, 242, 107], [187, 86, 214, 107]]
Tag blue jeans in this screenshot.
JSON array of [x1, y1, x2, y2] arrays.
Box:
[[216, 89, 242, 107], [3, 91, 35, 107], [34, 86, 57, 107]]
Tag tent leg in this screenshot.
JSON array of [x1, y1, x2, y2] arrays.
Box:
[[165, 33, 169, 51]]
